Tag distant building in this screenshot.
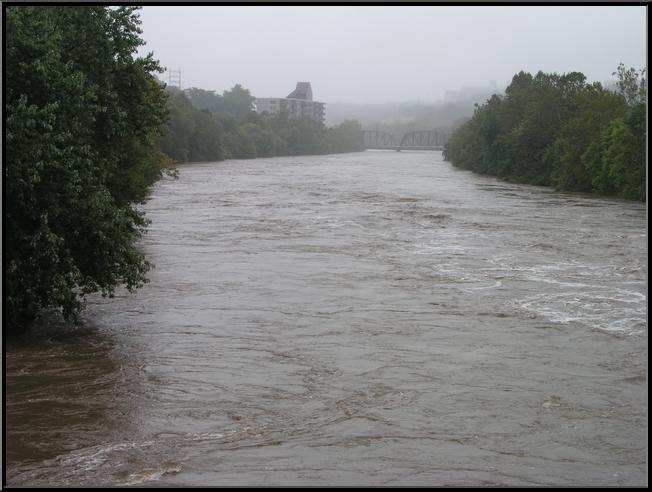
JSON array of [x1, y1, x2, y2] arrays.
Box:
[[255, 82, 325, 124], [444, 81, 502, 105]]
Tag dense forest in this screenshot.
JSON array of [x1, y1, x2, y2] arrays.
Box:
[[161, 85, 364, 162], [443, 66, 646, 201], [4, 6, 363, 331]]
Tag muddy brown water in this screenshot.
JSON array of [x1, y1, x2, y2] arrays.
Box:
[[5, 151, 647, 486]]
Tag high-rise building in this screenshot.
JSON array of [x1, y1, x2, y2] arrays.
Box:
[[255, 82, 325, 124]]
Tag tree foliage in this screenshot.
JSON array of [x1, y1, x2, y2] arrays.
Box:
[[162, 86, 364, 162], [444, 67, 646, 201], [5, 6, 171, 329], [184, 84, 255, 119]]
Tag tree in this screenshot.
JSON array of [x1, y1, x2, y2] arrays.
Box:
[[222, 84, 255, 119], [584, 78, 646, 201], [188, 109, 224, 162], [548, 82, 626, 192], [159, 87, 224, 163], [613, 63, 647, 106], [222, 127, 257, 159], [160, 87, 197, 162], [5, 6, 170, 330], [324, 120, 365, 153], [163, 83, 365, 162], [184, 87, 225, 114], [444, 67, 643, 201]]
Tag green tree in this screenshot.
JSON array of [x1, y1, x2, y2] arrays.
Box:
[[584, 94, 646, 200], [603, 104, 645, 200], [5, 6, 170, 330], [160, 87, 197, 162], [548, 82, 626, 191], [164, 83, 365, 162], [444, 66, 643, 201], [241, 122, 278, 157], [159, 87, 224, 163], [222, 127, 257, 159], [222, 84, 255, 119], [444, 94, 504, 176], [613, 63, 647, 106], [188, 109, 224, 162], [184, 87, 225, 114], [324, 120, 365, 153]]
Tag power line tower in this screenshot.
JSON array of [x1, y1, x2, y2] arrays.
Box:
[[168, 69, 181, 90]]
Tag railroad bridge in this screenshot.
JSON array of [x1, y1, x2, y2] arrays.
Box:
[[362, 130, 446, 151]]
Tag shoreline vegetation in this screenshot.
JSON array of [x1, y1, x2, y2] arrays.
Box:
[[6, 6, 168, 332], [162, 85, 364, 164], [443, 67, 646, 202]]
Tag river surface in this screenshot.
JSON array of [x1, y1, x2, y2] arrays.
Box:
[[5, 151, 647, 486]]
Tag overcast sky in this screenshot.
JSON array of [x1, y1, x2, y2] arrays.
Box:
[[137, 6, 647, 104]]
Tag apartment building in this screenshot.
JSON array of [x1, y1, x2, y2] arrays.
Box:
[[255, 82, 325, 124]]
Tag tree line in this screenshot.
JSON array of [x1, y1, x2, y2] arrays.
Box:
[[160, 85, 364, 163], [4, 6, 364, 331], [443, 66, 646, 201]]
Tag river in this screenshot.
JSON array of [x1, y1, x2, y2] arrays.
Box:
[[5, 151, 647, 486]]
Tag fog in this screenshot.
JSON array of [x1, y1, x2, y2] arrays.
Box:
[[137, 6, 645, 105]]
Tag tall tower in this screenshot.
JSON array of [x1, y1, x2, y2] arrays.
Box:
[[168, 69, 181, 90]]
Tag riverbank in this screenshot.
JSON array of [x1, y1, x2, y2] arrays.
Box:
[[160, 86, 365, 164], [443, 67, 646, 202]]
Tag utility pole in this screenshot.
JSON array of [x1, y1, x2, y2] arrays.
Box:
[[168, 69, 181, 90]]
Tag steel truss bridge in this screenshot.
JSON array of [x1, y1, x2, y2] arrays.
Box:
[[362, 130, 446, 151]]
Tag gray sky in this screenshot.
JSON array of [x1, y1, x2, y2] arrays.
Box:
[[137, 6, 647, 104]]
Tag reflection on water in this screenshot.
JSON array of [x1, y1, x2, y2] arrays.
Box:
[[5, 151, 647, 486]]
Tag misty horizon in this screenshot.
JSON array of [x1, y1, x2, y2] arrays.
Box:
[[137, 5, 646, 104]]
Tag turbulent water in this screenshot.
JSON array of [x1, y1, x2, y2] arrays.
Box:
[[5, 151, 647, 486]]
